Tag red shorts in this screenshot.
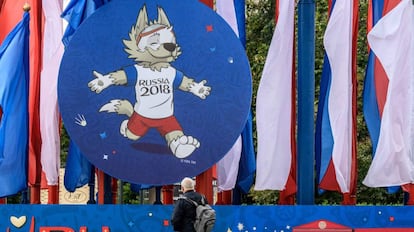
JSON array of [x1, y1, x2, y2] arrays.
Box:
[[127, 112, 183, 137]]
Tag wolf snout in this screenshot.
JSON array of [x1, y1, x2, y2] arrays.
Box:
[[163, 43, 176, 52]]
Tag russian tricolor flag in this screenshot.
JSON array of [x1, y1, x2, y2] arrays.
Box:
[[255, 0, 297, 204], [62, 0, 111, 193], [363, 0, 414, 189], [315, 0, 358, 204], [216, 0, 256, 194], [362, 0, 401, 194]]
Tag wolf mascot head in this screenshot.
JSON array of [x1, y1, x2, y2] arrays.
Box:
[[123, 6, 182, 71]]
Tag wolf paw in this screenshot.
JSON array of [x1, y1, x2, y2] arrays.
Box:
[[189, 80, 211, 99], [88, 71, 113, 93], [170, 136, 200, 159]]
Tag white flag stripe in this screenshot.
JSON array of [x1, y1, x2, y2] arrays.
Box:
[[215, 0, 242, 191], [255, 0, 294, 190], [216, 0, 239, 37], [363, 0, 414, 187], [216, 136, 242, 192], [323, 0, 354, 193], [40, 0, 65, 185]]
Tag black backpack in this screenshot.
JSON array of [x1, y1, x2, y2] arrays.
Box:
[[183, 196, 216, 232]]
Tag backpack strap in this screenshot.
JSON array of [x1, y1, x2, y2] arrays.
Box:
[[181, 196, 198, 207], [200, 195, 207, 205]]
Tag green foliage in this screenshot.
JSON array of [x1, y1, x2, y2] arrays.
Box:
[[249, 190, 278, 205], [314, 0, 329, 84], [246, 0, 275, 107], [61, 125, 70, 166], [121, 183, 142, 204]]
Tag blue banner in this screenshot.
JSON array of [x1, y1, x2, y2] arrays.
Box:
[[1, 205, 414, 231]]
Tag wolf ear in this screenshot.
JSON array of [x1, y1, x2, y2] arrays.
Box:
[[157, 6, 171, 27], [135, 5, 149, 33]]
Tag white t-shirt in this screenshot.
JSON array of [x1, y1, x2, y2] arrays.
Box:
[[125, 65, 183, 119]]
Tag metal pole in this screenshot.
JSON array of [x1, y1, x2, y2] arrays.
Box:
[[104, 173, 112, 204], [154, 186, 163, 205], [297, 0, 315, 205], [87, 166, 96, 204]]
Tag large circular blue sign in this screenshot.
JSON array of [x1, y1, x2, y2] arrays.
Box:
[[58, 0, 252, 185]]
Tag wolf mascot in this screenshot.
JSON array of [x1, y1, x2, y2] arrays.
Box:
[[88, 5, 211, 159]]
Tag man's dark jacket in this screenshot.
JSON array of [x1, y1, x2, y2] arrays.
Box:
[[171, 190, 207, 232]]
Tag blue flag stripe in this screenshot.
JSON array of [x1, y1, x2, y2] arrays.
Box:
[[0, 12, 30, 197]]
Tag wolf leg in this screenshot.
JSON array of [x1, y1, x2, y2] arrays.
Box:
[[166, 131, 200, 158], [120, 119, 141, 140]]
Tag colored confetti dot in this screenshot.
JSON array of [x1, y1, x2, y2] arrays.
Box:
[[99, 132, 107, 139], [206, 25, 213, 32], [228, 57, 234, 63], [390, 216, 395, 222]]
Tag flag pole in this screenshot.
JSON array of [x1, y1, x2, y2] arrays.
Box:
[[297, 0, 315, 205], [22, 1, 37, 205]]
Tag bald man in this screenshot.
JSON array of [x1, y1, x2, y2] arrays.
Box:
[[171, 177, 208, 232]]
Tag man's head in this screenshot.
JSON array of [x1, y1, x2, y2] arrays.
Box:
[[181, 177, 195, 193]]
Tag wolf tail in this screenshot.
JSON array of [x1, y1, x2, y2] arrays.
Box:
[[99, 99, 134, 117]]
